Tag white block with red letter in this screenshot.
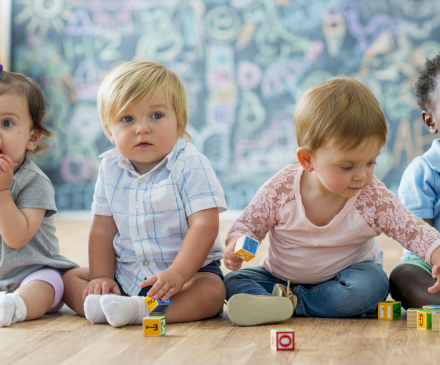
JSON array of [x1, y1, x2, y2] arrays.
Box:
[[271, 329, 295, 351]]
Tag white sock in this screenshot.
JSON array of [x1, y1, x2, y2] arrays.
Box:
[[84, 295, 107, 324], [0, 293, 27, 327], [100, 295, 149, 328]]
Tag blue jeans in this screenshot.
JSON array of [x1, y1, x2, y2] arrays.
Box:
[[224, 262, 389, 317]]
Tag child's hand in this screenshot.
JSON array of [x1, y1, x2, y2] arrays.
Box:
[[140, 268, 185, 302], [82, 277, 121, 302], [223, 239, 243, 271], [0, 154, 17, 191], [428, 265, 440, 293]]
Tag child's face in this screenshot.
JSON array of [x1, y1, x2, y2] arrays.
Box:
[[0, 94, 40, 171], [310, 138, 382, 198], [423, 81, 440, 134], [109, 92, 178, 175]]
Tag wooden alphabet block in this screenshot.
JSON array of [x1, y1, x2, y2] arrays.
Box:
[[431, 312, 440, 332], [144, 297, 172, 313], [271, 329, 294, 351], [378, 301, 401, 321], [234, 235, 260, 262], [422, 305, 440, 310], [417, 310, 432, 330], [407, 308, 423, 328], [143, 316, 166, 336]]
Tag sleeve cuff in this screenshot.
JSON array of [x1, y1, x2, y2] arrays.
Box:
[[91, 201, 113, 216], [184, 195, 227, 216], [426, 239, 440, 266]]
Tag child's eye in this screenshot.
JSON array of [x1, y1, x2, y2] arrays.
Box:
[[367, 162, 377, 167], [342, 166, 353, 171], [1, 119, 13, 127], [151, 113, 163, 120], [121, 116, 133, 123]]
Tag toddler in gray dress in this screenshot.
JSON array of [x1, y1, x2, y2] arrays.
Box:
[[0, 65, 77, 327]]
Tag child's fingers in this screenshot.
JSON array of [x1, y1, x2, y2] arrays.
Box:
[[82, 287, 89, 302], [428, 279, 440, 293], [0, 154, 15, 167], [152, 285, 171, 301], [160, 286, 178, 302], [433, 265, 440, 279], [148, 279, 167, 300], [101, 281, 113, 295], [111, 284, 121, 295], [93, 284, 103, 295], [140, 276, 157, 288]]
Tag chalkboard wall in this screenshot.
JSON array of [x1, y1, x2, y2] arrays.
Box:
[[10, 0, 440, 210]]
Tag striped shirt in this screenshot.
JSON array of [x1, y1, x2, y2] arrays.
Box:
[[92, 138, 227, 296]]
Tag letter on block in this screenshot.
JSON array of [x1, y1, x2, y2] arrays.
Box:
[[417, 311, 432, 330], [271, 329, 294, 351], [143, 316, 166, 336], [378, 301, 401, 321], [144, 297, 172, 313], [234, 235, 260, 262]]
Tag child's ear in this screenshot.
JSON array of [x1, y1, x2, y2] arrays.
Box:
[[297, 147, 314, 172], [422, 111, 438, 134], [26, 129, 42, 152], [106, 126, 115, 144]]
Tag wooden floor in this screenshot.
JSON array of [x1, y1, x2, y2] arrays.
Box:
[[1, 220, 439, 365]]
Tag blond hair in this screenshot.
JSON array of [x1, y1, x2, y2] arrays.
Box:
[[97, 61, 190, 139], [294, 77, 387, 152]]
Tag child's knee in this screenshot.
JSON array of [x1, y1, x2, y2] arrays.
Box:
[[195, 278, 225, 316]]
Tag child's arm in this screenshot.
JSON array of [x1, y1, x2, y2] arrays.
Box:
[[357, 176, 440, 292], [223, 170, 289, 270], [81, 214, 121, 301], [0, 154, 45, 248], [140, 207, 219, 301]]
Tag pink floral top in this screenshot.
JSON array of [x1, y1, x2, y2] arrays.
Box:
[[227, 164, 440, 284]]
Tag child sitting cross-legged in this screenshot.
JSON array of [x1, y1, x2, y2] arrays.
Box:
[[389, 54, 440, 308], [62, 61, 227, 326], [223, 77, 440, 326]]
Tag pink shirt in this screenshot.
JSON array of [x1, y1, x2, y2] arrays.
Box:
[[227, 164, 440, 284]]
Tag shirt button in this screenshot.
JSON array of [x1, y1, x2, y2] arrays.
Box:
[[138, 178, 145, 184], [134, 202, 140, 209], [143, 260, 149, 267], [137, 235, 143, 241]]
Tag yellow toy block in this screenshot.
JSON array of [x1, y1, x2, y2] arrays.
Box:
[[144, 297, 171, 313], [417, 311, 432, 330], [143, 316, 166, 336], [378, 301, 401, 320], [234, 235, 260, 262]]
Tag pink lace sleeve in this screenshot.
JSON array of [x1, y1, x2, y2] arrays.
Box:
[[226, 165, 298, 243], [355, 176, 440, 265]]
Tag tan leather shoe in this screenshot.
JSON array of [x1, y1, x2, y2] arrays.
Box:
[[226, 294, 294, 326], [272, 283, 297, 313]]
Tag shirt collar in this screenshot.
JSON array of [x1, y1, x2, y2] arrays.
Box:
[[98, 138, 187, 176], [424, 139, 440, 173]]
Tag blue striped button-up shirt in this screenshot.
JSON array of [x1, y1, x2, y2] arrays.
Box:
[[91, 138, 227, 295]]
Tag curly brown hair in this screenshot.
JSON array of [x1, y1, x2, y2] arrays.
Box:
[[415, 54, 440, 111], [0, 69, 52, 154]]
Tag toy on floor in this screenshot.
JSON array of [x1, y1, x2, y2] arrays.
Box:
[[432, 312, 440, 332], [271, 329, 294, 351], [234, 235, 260, 262], [406, 308, 423, 328], [422, 305, 440, 310], [145, 297, 172, 313], [417, 310, 434, 330], [143, 316, 166, 336], [378, 301, 401, 321]]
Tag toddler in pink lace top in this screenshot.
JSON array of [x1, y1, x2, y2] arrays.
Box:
[[223, 77, 440, 326]]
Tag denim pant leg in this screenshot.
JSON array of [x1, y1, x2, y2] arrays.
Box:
[[293, 261, 389, 318], [224, 266, 284, 300]]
